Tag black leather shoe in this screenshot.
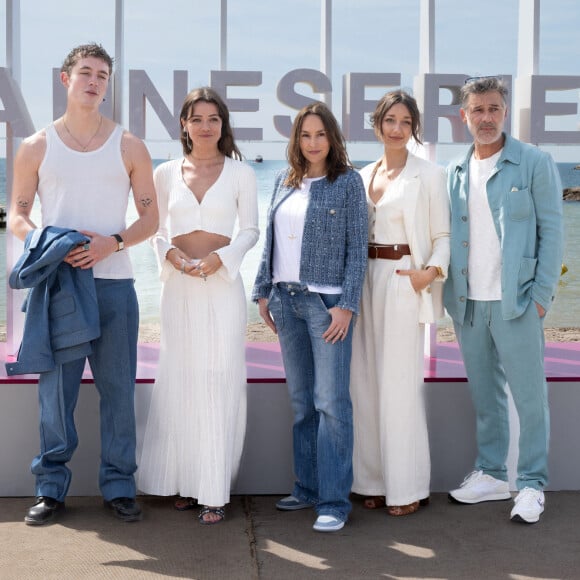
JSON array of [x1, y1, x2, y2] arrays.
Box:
[[104, 497, 143, 522], [24, 496, 64, 526]]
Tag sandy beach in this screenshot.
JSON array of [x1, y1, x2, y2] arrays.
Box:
[[1, 322, 576, 346], [137, 321, 580, 344]]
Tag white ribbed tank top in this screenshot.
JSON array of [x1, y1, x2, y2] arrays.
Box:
[[38, 123, 133, 279]]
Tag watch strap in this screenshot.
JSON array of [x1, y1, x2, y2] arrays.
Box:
[[112, 233, 124, 252]]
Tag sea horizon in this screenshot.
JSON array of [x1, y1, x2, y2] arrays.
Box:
[[0, 158, 579, 330]]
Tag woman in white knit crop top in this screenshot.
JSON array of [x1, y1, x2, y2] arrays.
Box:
[[137, 88, 259, 525]]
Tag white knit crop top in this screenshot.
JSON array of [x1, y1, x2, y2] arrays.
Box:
[[151, 156, 259, 281], [38, 123, 133, 279]]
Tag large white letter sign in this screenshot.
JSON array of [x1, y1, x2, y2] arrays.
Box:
[[211, 70, 263, 140], [342, 73, 400, 141], [129, 70, 188, 139], [274, 68, 332, 138]]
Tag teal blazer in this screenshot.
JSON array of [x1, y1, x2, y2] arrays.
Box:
[[444, 134, 564, 323]]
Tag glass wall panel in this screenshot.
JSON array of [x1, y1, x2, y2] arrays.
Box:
[[1, 0, 579, 347]]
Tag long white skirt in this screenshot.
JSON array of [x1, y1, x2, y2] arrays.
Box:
[[350, 255, 430, 506], [137, 266, 247, 507]]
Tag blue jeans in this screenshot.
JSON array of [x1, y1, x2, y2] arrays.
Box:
[[454, 299, 549, 490], [31, 279, 139, 502], [269, 283, 354, 521]]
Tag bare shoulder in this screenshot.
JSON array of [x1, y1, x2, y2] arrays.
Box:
[[16, 128, 48, 167], [120, 129, 152, 164]]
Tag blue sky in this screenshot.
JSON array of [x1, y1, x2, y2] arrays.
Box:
[[1, 0, 580, 161]]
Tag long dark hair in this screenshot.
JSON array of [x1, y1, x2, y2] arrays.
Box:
[[285, 102, 352, 188], [370, 90, 423, 145], [180, 87, 242, 160]]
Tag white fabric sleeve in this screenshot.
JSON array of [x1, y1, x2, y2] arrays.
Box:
[[425, 165, 451, 279], [214, 162, 260, 281], [150, 163, 174, 278]]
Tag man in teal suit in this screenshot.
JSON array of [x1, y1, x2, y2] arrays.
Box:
[[444, 76, 563, 524]]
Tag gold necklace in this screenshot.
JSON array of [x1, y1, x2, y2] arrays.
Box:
[[377, 162, 406, 180], [287, 196, 300, 240], [62, 115, 103, 152], [376, 152, 408, 180], [287, 183, 311, 240]]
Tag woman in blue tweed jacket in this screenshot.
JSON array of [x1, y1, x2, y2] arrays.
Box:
[[252, 102, 367, 532]]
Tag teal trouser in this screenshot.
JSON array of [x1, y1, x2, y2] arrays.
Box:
[[454, 299, 549, 490]]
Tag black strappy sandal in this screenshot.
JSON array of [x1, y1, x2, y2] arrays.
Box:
[[198, 506, 225, 525]]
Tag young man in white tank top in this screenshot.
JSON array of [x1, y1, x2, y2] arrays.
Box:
[[8, 43, 158, 525]]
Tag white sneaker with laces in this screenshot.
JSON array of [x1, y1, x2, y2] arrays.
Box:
[[313, 515, 345, 532], [448, 470, 511, 504], [510, 487, 545, 524]]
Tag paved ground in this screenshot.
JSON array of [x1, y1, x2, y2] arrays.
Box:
[[1, 493, 579, 579]]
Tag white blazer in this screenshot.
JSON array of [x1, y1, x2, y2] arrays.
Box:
[[359, 152, 450, 323]]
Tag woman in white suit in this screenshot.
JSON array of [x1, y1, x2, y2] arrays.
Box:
[[350, 91, 450, 516]]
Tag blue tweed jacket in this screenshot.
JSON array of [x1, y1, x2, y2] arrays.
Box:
[[252, 167, 368, 313]]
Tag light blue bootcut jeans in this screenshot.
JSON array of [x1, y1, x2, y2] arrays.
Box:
[[454, 299, 549, 490], [31, 279, 139, 502], [269, 283, 354, 522]]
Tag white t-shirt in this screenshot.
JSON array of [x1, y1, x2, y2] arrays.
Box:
[[272, 177, 341, 294], [467, 150, 502, 300]]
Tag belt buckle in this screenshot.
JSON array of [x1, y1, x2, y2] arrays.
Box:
[[369, 245, 378, 259]]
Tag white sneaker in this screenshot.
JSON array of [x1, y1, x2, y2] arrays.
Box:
[[510, 487, 545, 524], [313, 515, 345, 532], [448, 470, 511, 504]]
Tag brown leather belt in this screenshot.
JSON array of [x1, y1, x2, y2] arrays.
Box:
[[368, 244, 411, 260]]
